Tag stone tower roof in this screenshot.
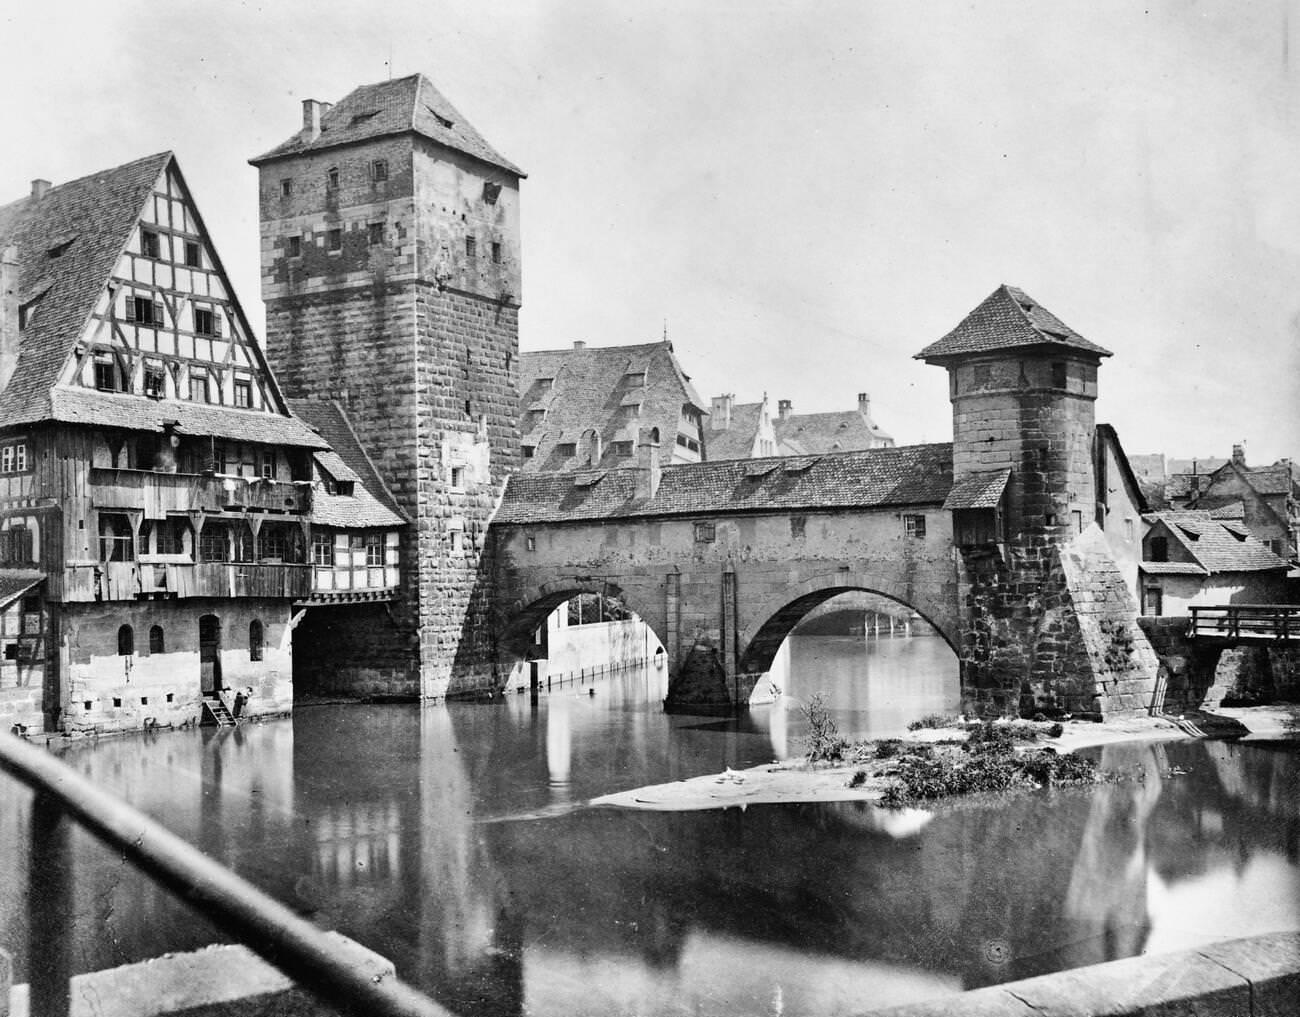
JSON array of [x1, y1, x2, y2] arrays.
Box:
[[249, 73, 525, 177], [915, 284, 1112, 363]]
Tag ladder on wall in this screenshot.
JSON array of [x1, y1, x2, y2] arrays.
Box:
[[202, 697, 238, 728]]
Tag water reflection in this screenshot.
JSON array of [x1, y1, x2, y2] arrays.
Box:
[[0, 660, 1296, 1016]]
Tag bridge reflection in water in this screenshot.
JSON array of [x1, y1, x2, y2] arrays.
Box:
[[0, 660, 1297, 1016]]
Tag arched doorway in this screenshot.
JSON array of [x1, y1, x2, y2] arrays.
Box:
[[199, 614, 223, 694]]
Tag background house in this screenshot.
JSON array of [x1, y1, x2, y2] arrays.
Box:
[[706, 391, 895, 460], [1139, 510, 1288, 616]]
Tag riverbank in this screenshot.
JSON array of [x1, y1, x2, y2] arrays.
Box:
[[591, 706, 1300, 812]]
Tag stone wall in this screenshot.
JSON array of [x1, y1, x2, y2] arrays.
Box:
[[291, 602, 414, 699], [57, 599, 292, 734], [959, 527, 1157, 718]]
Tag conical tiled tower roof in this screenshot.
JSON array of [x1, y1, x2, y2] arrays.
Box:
[[915, 284, 1111, 362]]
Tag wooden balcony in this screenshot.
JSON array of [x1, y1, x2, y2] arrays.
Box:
[[63, 560, 312, 602], [89, 469, 310, 516]]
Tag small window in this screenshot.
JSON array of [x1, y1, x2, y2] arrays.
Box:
[[450, 466, 465, 490], [1149, 536, 1169, 563], [491, 241, 501, 264], [1124, 518, 1135, 541], [233, 379, 252, 408], [449, 530, 462, 553], [790, 516, 806, 539], [166, 693, 174, 703], [482, 181, 502, 204], [1072, 509, 1084, 534], [189, 370, 209, 403], [903, 514, 927, 539], [94, 354, 117, 392], [280, 178, 293, 198], [556, 443, 577, 458], [260, 451, 277, 480], [117, 624, 134, 656], [465, 236, 477, 259], [183, 241, 201, 269], [1, 443, 28, 474], [371, 159, 388, 182], [611, 441, 634, 457], [144, 364, 166, 399], [287, 235, 302, 258], [1051, 361, 1068, 389], [311, 532, 334, 566], [249, 619, 264, 661], [199, 526, 228, 562], [155, 518, 185, 555], [694, 521, 716, 543], [149, 625, 165, 654], [140, 229, 160, 259], [522, 445, 535, 459], [525, 534, 536, 552], [327, 228, 342, 252], [326, 167, 340, 190], [368, 222, 384, 245], [365, 532, 384, 566], [127, 296, 162, 326], [193, 306, 221, 337]]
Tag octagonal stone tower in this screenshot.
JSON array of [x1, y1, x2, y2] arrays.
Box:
[[917, 285, 1157, 717], [251, 74, 524, 698]]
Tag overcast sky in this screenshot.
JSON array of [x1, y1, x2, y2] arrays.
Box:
[[3, 1, 1297, 464]]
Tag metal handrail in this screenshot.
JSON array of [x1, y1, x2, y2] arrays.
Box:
[[0, 730, 451, 1017]]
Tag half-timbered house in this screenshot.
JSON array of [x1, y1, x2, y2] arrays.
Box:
[[0, 153, 405, 735]]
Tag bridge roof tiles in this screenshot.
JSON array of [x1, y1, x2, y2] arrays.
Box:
[[496, 442, 953, 524], [915, 284, 1112, 362]]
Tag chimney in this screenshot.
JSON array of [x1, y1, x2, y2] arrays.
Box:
[[572, 340, 586, 350], [30, 179, 50, 201], [1231, 443, 1246, 467], [635, 427, 661, 500], [0, 245, 18, 394], [858, 392, 871, 418], [302, 99, 327, 141], [710, 394, 733, 431], [778, 399, 792, 421]]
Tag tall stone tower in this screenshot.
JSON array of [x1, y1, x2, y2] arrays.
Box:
[[251, 74, 523, 698], [917, 285, 1157, 717]]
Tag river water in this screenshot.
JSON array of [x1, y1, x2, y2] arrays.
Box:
[[2, 633, 1298, 1016]]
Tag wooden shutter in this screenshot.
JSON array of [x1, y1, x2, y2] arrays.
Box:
[[213, 311, 223, 337], [124, 295, 136, 322], [153, 300, 164, 326]]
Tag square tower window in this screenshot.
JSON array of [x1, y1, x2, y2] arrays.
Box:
[[326, 167, 340, 190], [368, 222, 384, 246], [371, 159, 388, 182], [465, 236, 477, 259], [327, 228, 342, 252], [491, 241, 501, 264], [287, 235, 302, 258], [1051, 361, 1068, 389], [280, 178, 293, 198]]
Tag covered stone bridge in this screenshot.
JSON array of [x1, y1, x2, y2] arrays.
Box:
[[489, 440, 959, 709]]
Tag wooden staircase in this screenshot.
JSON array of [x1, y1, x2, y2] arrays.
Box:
[[201, 696, 238, 727]]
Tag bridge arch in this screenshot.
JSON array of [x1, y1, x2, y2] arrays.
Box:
[[737, 571, 960, 681], [498, 577, 667, 664]]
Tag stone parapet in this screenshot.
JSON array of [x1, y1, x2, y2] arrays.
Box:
[[863, 931, 1300, 1017]]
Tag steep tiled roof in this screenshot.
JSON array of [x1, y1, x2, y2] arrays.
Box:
[[290, 399, 407, 528], [0, 153, 171, 428], [496, 443, 952, 524], [249, 74, 524, 177], [518, 342, 707, 472], [707, 402, 766, 461], [775, 409, 893, 454], [1242, 461, 1300, 496], [915, 284, 1112, 362], [44, 388, 325, 447], [313, 450, 361, 484], [1138, 561, 1208, 576], [0, 569, 45, 610], [943, 469, 1010, 510], [1149, 511, 1287, 574]]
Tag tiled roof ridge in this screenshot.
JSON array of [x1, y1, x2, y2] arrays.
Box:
[[2, 151, 174, 214], [522, 340, 671, 357]]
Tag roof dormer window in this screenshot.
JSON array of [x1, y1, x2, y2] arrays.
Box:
[[350, 110, 379, 126]]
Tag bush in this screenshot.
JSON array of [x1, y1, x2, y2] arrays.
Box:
[[907, 714, 960, 731], [882, 743, 1099, 804], [801, 693, 849, 763], [847, 769, 868, 788], [875, 739, 905, 759]]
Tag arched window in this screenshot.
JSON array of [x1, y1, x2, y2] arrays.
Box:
[[148, 625, 165, 655], [249, 619, 264, 661], [117, 624, 134, 656]]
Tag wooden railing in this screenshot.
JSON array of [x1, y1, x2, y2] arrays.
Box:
[[63, 561, 312, 601], [89, 468, 309, 515], [1188, 605, 1299, 644]]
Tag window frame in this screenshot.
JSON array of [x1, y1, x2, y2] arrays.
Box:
[[311, 532, 334, 566], [140, 229, 160, 260], [183, 241, 202, 269], [903, 513, 927, 540], [233, 378, 253, 409], [370, 159, 389, 183], [326, 228, 342, 252]]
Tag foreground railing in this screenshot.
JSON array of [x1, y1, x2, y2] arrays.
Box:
[[0, 731, 450, 1017], [1188, 604, 1300, 644]]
